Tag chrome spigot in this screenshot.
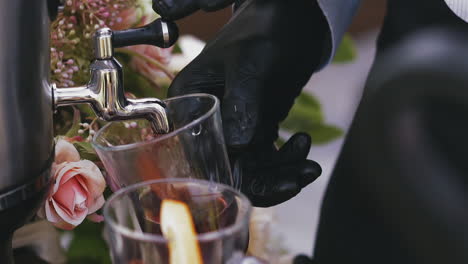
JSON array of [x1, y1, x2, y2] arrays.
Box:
[[53, 19, 178, 134]]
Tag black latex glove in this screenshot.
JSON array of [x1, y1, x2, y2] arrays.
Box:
[[293, 255, 315, 264], [158, 0, 327, 207]]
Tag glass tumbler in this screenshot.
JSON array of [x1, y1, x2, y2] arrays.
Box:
[[104, 178, 253, 264], [92, 94, 236, 191]]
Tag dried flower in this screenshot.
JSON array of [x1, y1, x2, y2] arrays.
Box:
[[50, 0, 142, 87], [65, 0, 137, 38], [50, 0, 172, 89], [50, 48, 80, 87]]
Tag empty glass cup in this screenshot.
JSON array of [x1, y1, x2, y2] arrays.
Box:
[[104, 178, 253, 264], [92, 94, 236, 191]]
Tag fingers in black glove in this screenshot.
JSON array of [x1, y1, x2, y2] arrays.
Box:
[[278, 133, 321, 188], [235, 133, 321, 207], [294, 255, 315, 264]]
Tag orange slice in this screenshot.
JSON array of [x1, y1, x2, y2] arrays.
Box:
[[160, 199, 203, 264]]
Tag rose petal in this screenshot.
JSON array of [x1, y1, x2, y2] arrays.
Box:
[[70, 160, 106, 199], [53, 186, 75, 216], [128, 44, 173, 82], [50, 199, 75, 223], [45, 199, 78, 231], [74, 184, 87, 206], [45, 200, 62, 223], [53, 177, 88, 214], [51, 199, 87, 227], [87, 213, 104, 223], [55, 139, 80, 164], [75, 174, 90, 194], [87, 195, 105, 214], [59, 168, 81, 185], [45, 198, 82, 231], [52, 163, 80, 194]]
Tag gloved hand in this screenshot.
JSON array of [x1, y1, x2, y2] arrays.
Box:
[[155, 0, 327, 207], [293, 255, 315, 264]]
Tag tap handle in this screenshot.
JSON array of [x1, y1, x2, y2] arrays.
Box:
[[112, 18, 179, 49]]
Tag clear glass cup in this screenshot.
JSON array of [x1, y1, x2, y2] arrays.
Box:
[[104, 178, 253, 264], [92, 94, 236, 191]]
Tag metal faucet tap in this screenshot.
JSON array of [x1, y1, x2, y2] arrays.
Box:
[[52, 19, 178, 134]]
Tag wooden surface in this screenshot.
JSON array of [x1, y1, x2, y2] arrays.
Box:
[[176, 0, 387, 41]]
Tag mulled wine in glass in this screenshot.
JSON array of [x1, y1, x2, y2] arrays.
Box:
[[104, 179, 252, 264]]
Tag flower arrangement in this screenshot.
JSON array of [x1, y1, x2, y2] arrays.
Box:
[[17, 0, 357, 262], [47, 0, 175, 233], [33, 0, 178, 262]]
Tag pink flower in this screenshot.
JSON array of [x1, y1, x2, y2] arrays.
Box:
[[128, 44, 173, 82], [111, 8, 140, 30], [38, 139, 106, 230], [54, 139, 80, 164]]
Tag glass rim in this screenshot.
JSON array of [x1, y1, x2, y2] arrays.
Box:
[[103, 178, 252, 243], [92, 93, 220, 152]]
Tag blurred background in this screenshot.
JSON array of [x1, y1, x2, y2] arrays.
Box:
[[174, 0, 387, 257], [177, 0, 386, 42]]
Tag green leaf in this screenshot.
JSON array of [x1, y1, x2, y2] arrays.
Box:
[[66, 221, 111, 264], [73, 141, 99, 161], [65, 107, 82, 138], [332, 34, 357, 63], [172, 42, 183, 54], [281, 106, 323, 132], [77, 104, 97, 120], [280, 92, 344, 145], [295, 91, 322, 110], [308, 124, 344, 145], [281, 92, 325, 131]]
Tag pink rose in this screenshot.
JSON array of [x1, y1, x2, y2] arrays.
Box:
[[54, 138, 80, 164], [128, 44, 173, 81], [38, 139, 106, 230]]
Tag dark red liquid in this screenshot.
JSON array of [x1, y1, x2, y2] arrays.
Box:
[[139, 191, 237, 235], [125, 185, 247, 264]]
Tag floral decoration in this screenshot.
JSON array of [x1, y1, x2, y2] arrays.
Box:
[[38, 139, 106, 230]]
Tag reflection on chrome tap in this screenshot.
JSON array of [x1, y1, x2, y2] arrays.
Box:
[[53, 21, 177, 134]]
